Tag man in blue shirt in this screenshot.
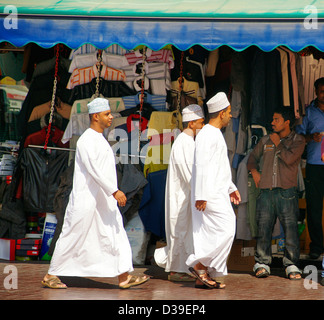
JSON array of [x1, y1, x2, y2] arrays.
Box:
[[296, 77, 324, 260]]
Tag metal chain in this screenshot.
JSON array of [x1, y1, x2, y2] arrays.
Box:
[[95, 50, 102, 97], [138, 46, 147, 152], [177, 51, 184, 110], [174, 51, 184, 129], [44, 44, 60, 150]]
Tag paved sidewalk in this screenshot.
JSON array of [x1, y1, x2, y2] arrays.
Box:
[[0, 259, 323, 301]]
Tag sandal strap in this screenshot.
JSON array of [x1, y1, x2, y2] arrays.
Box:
[[47, 277, 62, 285], [196, 270, 207, 275], [195, 269, 216, 284]]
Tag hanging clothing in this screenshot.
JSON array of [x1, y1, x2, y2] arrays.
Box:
[[143, 130, 176, 177], [17, 66, 72, 139], [67, 78, 136, 106], [122, 62, 171, 92], [138, 169, 167, 239], [280, 47, 300, 118], [170, 78, 204, 109], [124, 48, 174, 69], [235, 153, 253, 240], [154, 132, 195, 273], [28, 101, 71, 123], [250, 49, 283, 131], [20, 147, 69, 213], [276, 48, 291, 106], [48, 162, 75, 256], [61, 112, 116, 145], [186, 124, 237, 278], [116, 162, 148, 223], [69, 44, 129, 59], [48, 128, 133, 277], [67, 64, 126, 89], [301, 54, 324, 105], [147, 111, 182, 138], [122, 92, 167, 112], [68, 51, 129, 73], [70, 96, 125, 116]]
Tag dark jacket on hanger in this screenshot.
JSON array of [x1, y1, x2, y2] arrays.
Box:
[[67, 78, 137, 106], [20, 147, 69, 213]]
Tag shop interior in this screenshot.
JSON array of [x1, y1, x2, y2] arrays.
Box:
[[0, 42, 323, 269]]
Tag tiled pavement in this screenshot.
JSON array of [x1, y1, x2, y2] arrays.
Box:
[[0, 258, 323, 301]]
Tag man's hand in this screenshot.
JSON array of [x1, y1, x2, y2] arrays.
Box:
[[230, 190, 241, 205], [195, 200, 207, 212], [311, 132, 324, 143], [270, 133, 281, 146], [113, 190, 127, 207], [250, 169, 261, 188]]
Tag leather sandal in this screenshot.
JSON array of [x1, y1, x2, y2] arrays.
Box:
[[188, 267, 216, 289], [255, 267, 270, 278], [41, 276, 67, 289], [119, 275, 150, 289]]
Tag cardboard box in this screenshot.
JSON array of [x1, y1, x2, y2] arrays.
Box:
[[0, 238, 16, 261], [227, 240, 255, 272]]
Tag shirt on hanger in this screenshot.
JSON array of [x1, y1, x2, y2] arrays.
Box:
[[67, 64, 126, 89], [68, 51, 129, 73], [62, 112, 118, 144], [69, 44, 129, 59], [170, 78, 204, 107], [122, 92, 167, 112], [122, 62, 171, 85], [125, 48, 174, 69]]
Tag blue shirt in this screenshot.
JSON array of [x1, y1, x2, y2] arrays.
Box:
[[295, 100, 324, 165], [122, 92, 167, 112]]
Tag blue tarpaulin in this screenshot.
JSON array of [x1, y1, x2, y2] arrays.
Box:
[[0, 0, 323, 51]]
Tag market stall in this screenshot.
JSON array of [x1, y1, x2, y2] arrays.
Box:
[[0, 0, 323, 266]]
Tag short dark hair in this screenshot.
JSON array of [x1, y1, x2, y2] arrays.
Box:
[[208, 106, 229, 119], [314, 77, 324, 90], [273, 106, 295, 129], [182, 121, 189, 129], [182, 118, 204, 129]]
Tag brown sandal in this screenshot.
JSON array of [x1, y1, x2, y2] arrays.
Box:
[[41, 276, 67, 289], [189, 267, 216, 288], [119, 275, 150, 289]]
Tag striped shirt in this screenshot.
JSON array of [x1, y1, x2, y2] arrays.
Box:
[[67, 64, 126, 89], [122, 92, 167, 111], [122, 62, 171, 91], [122, 62, 170, 81], [69, 44, 130, 59], [125, 48, 174, 69], [69, 51, 129, 73]]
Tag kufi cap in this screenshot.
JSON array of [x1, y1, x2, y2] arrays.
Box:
[[206, 92, 230, 113], [87, 98, 110, 114], [182, 104, 204, 122]]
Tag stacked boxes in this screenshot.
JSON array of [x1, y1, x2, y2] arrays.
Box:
[[15, 238, 42, 261]]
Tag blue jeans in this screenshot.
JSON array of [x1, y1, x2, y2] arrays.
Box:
[[254, 187, 300, 268]]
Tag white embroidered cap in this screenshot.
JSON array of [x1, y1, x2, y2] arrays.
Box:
[[182, 104, 204, 122], [206, 92, 230, 113], [87, 98, 110, 114]]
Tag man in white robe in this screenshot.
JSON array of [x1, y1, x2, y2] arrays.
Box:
[[42, 98, 149, 289], [186, 92, 241, 289], [154, 104, 205, 281]]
